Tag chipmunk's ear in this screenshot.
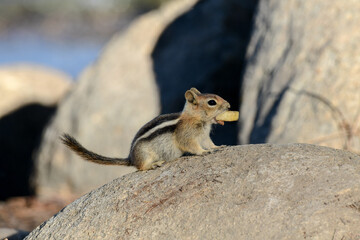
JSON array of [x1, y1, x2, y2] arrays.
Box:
[[190, 87, 201, 95], [185, 89, 198, 105]]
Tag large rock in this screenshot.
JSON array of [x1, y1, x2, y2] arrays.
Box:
[[152, 0, 258, 145], [26, 144, 360, 239], [0, 65, 71, 117], [239, 0, 360, 153], [34, 0, 197, 198], [0, 65, 71, 199]]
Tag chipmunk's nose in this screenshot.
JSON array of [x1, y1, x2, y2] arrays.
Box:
[[225, 101, 230, 109]]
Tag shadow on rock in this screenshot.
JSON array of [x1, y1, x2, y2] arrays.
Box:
[[151, 0, 259, 145], [0, 103, 56, 200]]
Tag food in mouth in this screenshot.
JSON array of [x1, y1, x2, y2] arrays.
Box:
[[215, 111, 239, 124]]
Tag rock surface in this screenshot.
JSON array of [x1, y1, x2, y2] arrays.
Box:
[[0, 65, 71, 199], [34, 0, 197, 198], [152, 0, 258, 145], [239, 0, 360, 154], [26, 144, 360, 239]]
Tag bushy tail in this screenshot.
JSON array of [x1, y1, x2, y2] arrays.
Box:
[[61, 133, 130, 166]]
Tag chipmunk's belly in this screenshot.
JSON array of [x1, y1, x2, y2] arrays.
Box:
[[132, 132, 182, 164], [149, 132, 182, 162]]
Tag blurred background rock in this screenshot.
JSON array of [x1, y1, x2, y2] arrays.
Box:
[[0, 0, 171, 189], [0, 0, 255, 233], [0, 0, 171, 233]]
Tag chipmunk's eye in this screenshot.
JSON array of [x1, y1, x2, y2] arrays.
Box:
[[207, 100, 217, 106]]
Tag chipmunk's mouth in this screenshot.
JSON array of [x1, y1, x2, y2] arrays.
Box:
[[213, 117, 224, 125], [216, 119, 224, 125], [213, 109, 228, 125]]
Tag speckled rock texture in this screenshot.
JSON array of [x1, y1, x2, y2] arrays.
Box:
[[33, 0, 196, 198], [26, 144, 360, 239], [239, 0, 360, 153]]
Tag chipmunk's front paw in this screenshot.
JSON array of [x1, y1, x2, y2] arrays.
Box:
[[197, 149, 212, 155], [218, 145, 227, 149], [210, 145, 227, 153], [212, 145, 226, 149], [204, 149, 213, 154]]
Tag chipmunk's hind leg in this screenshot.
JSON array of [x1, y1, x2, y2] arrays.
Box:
[[132, 144, 163, 171], [138, 156, 164, 171], [151, 160, 165, 169]]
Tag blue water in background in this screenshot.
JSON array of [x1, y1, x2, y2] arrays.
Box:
[[0, 30, 104, 79]]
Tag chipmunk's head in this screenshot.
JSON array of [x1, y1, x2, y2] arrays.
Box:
[[184, 87, 230, 125]]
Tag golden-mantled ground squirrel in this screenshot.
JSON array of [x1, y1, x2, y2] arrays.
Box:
[[61, 87, 231, 170]]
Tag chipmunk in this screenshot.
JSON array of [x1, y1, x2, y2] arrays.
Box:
[[61, 87, 231, 170]]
